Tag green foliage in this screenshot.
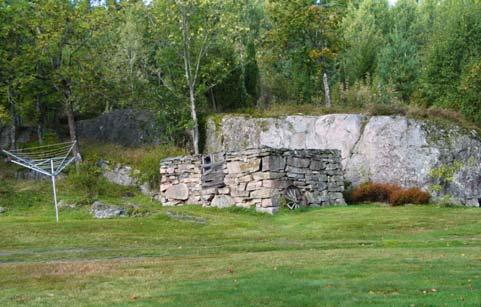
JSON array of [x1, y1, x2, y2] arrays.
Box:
[[261, 0, 342, 102], [420, 0, 481, 109], [340, 0, 389, 84], [0, 105, 9, 124], [459, 58, 481, 124]]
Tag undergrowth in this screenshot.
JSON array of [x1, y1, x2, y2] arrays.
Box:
[[81, 142, 186, 186]]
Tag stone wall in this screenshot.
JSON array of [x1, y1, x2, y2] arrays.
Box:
[[205, 114, 481, 207], [159, 148, 345, 214]]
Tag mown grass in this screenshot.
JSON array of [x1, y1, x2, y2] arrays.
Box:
[[0, 173, 480, 306]]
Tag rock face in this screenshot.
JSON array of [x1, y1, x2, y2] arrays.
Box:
[[206, 114, 481, 207], [77, 109, 166, 146], [91, 201, 126, 219], [99, 161, 156, 197], [102, 163, 140, 186]]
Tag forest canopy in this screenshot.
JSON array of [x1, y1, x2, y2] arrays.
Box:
[[1, 0, 481, 153]]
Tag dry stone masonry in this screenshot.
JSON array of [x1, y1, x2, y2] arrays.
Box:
[[160, 148, 345, 214]]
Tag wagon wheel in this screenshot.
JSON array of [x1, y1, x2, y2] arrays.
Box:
[[284, 186, 302, 210]]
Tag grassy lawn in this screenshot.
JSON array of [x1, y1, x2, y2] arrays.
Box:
[[1, 176, 481, 306]]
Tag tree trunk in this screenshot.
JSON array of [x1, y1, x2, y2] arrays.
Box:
[[189, 86, 200, 155], [36, 95, 44, 144], [322, 73, 332, 108], [7, 86, 16, 150], [323, 72, 332, 108], [209, 87, 217, 112], [63, 84, 82, 168]]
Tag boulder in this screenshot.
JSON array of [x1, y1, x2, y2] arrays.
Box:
[[0, 207, 6, 214], [91, 201, 126, 219]]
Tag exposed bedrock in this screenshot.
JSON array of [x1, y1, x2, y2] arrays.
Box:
[[206, 114, 481, 206]]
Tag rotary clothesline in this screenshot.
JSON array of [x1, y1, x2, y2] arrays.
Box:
[[1, 141, 79, 223]]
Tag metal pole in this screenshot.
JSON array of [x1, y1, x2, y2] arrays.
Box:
[[51, 159, 59, 223]]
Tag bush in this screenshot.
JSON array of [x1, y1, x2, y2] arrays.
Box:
[[350, 182, 430, 206], [351, 182, 401, 203], [389, 188, 431, 206]]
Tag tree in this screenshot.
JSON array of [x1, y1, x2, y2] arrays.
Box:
[[151, 0, 245, 154], [0, 0, 35, 150], [33, 0, 105, 163], [340, 0, 390, 84], [376, 0, 420, 101], [260, 0, 343, 104]]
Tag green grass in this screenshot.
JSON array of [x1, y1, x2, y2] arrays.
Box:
[[1, 176, 481, 306]]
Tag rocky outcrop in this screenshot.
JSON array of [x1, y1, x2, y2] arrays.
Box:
[[77, 109, 166, 146], [206, 114, 481, 207], [99, 161, 156, 197], [91, 201, 127, 219]]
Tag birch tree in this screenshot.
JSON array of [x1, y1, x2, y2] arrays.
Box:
[[151, 0, 244, 154]]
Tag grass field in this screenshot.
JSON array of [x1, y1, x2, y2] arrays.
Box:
[[1, 175, 481, 306]]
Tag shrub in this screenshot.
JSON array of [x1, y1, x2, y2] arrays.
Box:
[[351, 182, 401, 203], [350, 182, 430, 206], [389, 188, 431, 206]]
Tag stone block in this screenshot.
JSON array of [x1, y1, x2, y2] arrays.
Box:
[[305, 192, 328, 204], [238, 174, 253, 183], [231, 189, 250, 197], [262, 156, 286, 172], [160, 183, 172, 192], [211, 195, 235, 208], [246, 181, 263, 191], [250, 188, 275, 199], [218, 187, 230, 194], [262, 180, 289, 189], [239, 159, 261, 173], [226, 161, 241, 173], [285, 166, 308, 174], [261, 194, 280, 208], [309, 160, 324, 171], [287, 157, 310, 168], [165, 183, 189, 201]]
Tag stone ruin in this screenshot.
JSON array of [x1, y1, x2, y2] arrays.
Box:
[[159, 148, 346, 214]]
